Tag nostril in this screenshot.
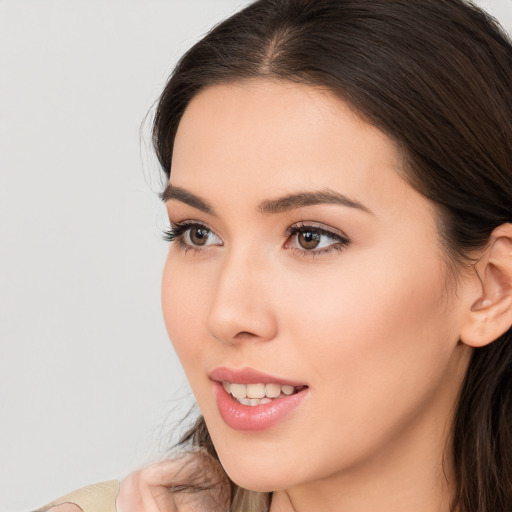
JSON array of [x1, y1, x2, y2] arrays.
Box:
[[232, 331, 263, 343], [205, 286, 278, 344], [235, 331, 258, 338]]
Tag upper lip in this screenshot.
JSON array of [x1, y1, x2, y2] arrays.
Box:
[[209, 366, 307, 387]]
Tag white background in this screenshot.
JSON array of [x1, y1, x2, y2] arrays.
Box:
[[0, 1, 251, 510], [0, 1, 510, 511]]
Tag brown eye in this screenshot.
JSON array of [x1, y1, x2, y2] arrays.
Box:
[[297, 230, 321, 250], [189, 227, 211, 246], [287, 224, 350, 255], [164, 222, 222, 249]]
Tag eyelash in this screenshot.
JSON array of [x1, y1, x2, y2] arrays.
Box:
[[162, 221, 212, 254], [286, 222, 350, 256], [162, 221, 351, 257]]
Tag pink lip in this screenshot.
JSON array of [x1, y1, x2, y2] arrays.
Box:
[[209, 366, 306, 386], [209, 367, 309, 431]]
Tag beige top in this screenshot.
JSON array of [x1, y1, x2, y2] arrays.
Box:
[[35, 480, 120, 512]]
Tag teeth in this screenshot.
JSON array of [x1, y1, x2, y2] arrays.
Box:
[[282, 385, 295, 395], [246, 383, 265, 398], [265, 383, 281, 398], [230, 383, 247, 399], [238, 397, 273, 406], [222, 381, 303, 403]]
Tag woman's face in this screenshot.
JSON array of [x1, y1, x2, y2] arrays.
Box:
[[161, 81, 473, 495]]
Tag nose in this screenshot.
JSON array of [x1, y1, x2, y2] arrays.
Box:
[[205, 247, 278, 345]]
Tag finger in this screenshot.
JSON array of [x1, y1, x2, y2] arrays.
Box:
[[117, 453, 229, 512], [118, 470, 177, 512], [137, 456, 201, 487]]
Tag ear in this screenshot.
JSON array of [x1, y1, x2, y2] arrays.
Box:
[[459, 223, 512, 348]]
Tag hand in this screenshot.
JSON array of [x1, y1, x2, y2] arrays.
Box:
[[116, 452, 230, 512]]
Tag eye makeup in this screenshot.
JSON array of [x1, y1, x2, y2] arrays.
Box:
[[163, 220, 351, 257], [162, 221, 221, 253], [285, 222, 351, 256]]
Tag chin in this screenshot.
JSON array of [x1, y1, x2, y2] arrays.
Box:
[[200, 399, 321, 492], [221, 466, 289, 493], [212, 439, 310, 493]]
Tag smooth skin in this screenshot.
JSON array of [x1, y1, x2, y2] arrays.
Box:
[[156, 80, 512, 512], [116, 80, 512, 512]]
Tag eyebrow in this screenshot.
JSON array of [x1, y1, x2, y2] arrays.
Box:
[[160, 184, 372, 216], [160, 185, 215, 215], [258, 189, 372, 215]]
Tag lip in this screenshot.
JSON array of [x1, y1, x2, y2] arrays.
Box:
[[209, 367, 309, 431], [209, 366, 307, 386]]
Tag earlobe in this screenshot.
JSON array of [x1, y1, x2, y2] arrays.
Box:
[[460, 223, 512, 348]]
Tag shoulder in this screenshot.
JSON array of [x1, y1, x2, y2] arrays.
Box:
[[34, 480, 120, 512]]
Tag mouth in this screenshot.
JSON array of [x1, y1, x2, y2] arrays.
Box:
[[222, 381, 307, 406], [209, 367, 309, 431]]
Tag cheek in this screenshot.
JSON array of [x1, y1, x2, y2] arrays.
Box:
[[161, 256, 211, 375], [281, 253, 448, 359], [279, 249, 454, 421]]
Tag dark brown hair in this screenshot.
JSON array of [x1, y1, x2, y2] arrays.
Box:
[[153, 1, 512, 510]]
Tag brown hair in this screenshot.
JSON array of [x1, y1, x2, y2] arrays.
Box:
[[153, 1, 512, 510]]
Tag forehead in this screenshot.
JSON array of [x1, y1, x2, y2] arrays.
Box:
[[173, 80, 394, 161], [170, 80, 420, 218]]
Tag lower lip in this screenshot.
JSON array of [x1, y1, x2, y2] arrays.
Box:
[[213, 382, 309, 431]]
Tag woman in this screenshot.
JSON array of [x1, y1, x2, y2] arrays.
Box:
[[40, 0, 512, 511]]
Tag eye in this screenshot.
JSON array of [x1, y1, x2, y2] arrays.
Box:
[[163, 222, 222, 250], [185, 226, 218, 246], [286, 223, 350, 255]]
